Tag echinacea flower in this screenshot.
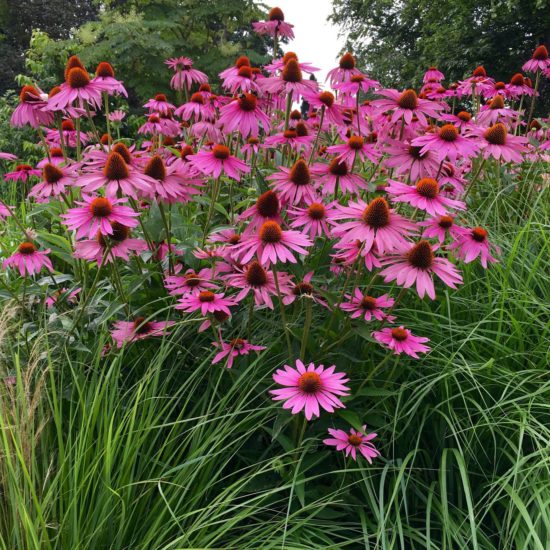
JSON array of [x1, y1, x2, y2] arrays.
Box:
[[45, 287, 81, 309], [282, 271, 328, 307], [4, 164, 40, 183], [448, 226, 499, 268], [164, 268, 216, 295], [326, 52, 362, 86], [260, 59, 318, 101], [327, 135, 381, 164], [412, 124, 479, 162], [3, 242, 53, 276], [301, 90, 344, 126], [111, 317, 175, 348], [418, 214, 463, 243], [334, 73, 380, 97], [379, 240, 463, 300], [340, 290, 395, 322], [175, 290, 236, 316], [74, 223, 148, 265], [383, 139, 441, 180], [144, 93, 176, 115], [108, 109, 126, 123], [331, 197, 416, 254], [263, 129, 313, 153], [188, 145, 250, 181], [28, 163, 77, 200], [372, 326, 430, 358], [270, 359, 350, 420], [218, 93, 270, 138], [232, 220, 312, 265], [423, 66, 444, 83], [239, 190, 282, 232], [211, 338, 266, 369], [92, 62, 127, 97], [267, 159, 318, 204], [323, 426, 380, 462], [165, 56, 208, 90], [10, 85, 53, 128], [385, 178, 466, 216], [174, 92, 216, 121], [475, 123, 528, 163], [252, 7, 295, 39], [522, 45, 550, 73], [311, 158, 367, 196], [287, 199, 335, 238], [47, 66, 103, 111], [61, 195, 140, 239], [371, 88, 443, 126]]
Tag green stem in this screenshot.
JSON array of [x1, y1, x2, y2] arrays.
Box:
[[300, 300, 313, 360], [273, 266, 292, 361]]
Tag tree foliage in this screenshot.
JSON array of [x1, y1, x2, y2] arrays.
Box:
[[330, 0, 550, 88], [19, 0, 270, 104]]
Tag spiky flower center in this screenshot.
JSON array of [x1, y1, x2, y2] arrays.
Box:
[[190, 92, 205, 104], [109, 221, 130, 242], [42, 163, 63, 184], [61, 120, 75, 132], [360, 296, 377, 310], [295, 122, 308, 137], [268, 6, 285, 21], [96, 62, 115, 78], [348, 135, 364, 150], [416, 178, 439, 199], [339, 52, 355, 70], [238, 93, 257, 112], [89, 197, 113, 218], [282, 59, 302, 83], [484, 123, 507, 145], [307, 202, 326, 220], [532, 45, 548, 60], [408, 145, 427, 159], [471, 227, 488, 242], [237, 66, 252, 79], [198, 291, 216, 303], [110, 144, 131, 164], [247, 137, 259, 145], [235, 55, 250, 68], [290, 159, 311, 186], [319, 91, 335, 108], [212, 145, 230, 160], [154, 93, 167, 102], [245, 261, 268, 287], [457, 111, 472, 122], [18, 242, 37, 255], [329, 158, 348, 176], [180, 145, 194, 159], [19, 85, 40, 103], [362, 197, 391, 229], [283, 52, 298, 64], [438, 124, 459, 142], [391, 328, 408, 341], [144, 155, 166, 181], [148, 115, 160, 123], [472, 66, 486, 77], [104, 152, 129, 180], [293, 282, 314, 295], [510, 73, 525, 86], [50, 148, 63, 158], [438, 215, 454, 229], [230, 338, 246, 350], [67, 67, 90, 88], [259, 221, 283, 243], [348, 434, 363, 447], [407, 240, 434, 269], [489, 95, 505, 110], [397, 89, 418, 110], [256, 190, 280, 218], [133, 316, 152, 334], [283, 129, 297, 139], [297, 371, 321, 393], [290, 109, 302, 120]]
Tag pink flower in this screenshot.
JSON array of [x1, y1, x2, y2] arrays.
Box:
[[188, 145, 250, 181], [111, 317, 175, 348], [37, 148, 65, 168], [331, 197, 416, 254], [4, 164, 40, 183], [108, 109, 126, 122], [3, 242, 53, 276], [0, 203, 13, 220], [326, 53, 362, 86], [165, 57, 208, 90], [252, 7, 294, 39], [412, 125, 479, 162], [263, 129, 313, 153], [238, 190, 282, 233], [61, 195, 140, 239], [287, 199, 336, 238], [301, 91, 344, 126], [372, 326, 430, 358], [175, 291, 236, 316], [334, 72, 380, 96], [340, 289, 395, 322], [282, 272, 328, 307], [164, 268, 216, 295], [92, 62, 127, 97], [232, 220, 312, 266], [385, 178, 466, 216], [371, 88, 443, 126], [46, 67, 103, 111], [379, 240, 463, 300], [327, 135, 381, 164], [323, 426, 380, 462], [383, 139, 441, 180], [218, 94, 270, 138], [423, 67, 444, 83], [144, 93, 176, 115], [260, 59, 318, 101], [11, 85, 53, 128], [448, 226, 499, 268], [475, 123, 528, 163], [174, 92, 215, 122], [418, 214, 463, 243], [211, 338, 266, 369], [311, 158, 367, 197], [224, 260, 289, 309], [267, 159, 318, 204], [522, 45, 550, 73], [28, 163, 78, 200], [270, 359, 350, 421], [74, 223, 148, 265]]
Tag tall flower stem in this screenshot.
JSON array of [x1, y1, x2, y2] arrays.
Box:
[[357, 352, 393, 393], [526, 70, 541, 130], [158, 201, 174, 275], [308, 106, 325, 164], [300, 300, 312, 359], [202, 177, 221, 246], [273, 266, 292, 361], [462, 157, 486, 201]]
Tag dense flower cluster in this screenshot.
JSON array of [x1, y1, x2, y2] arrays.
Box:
[[2, 8, 549, 462]]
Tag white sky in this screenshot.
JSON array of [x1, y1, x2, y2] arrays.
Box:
[[262, 0, 345, 85]]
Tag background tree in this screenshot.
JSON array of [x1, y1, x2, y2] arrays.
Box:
[[0, 0, 99, 93], [19, 0, 269, 105], [330, 0, 550, 109]]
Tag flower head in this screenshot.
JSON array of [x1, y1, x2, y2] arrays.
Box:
[[211, 338, 266, 369], [372, 327, 430, 358], [323, 426, 380, 462], [3, 242, 53, 276]]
